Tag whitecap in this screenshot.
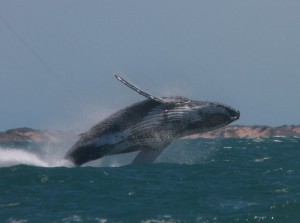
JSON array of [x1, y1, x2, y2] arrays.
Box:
[[61, 215, 82, 223], [7, 218, 28, 223], [253, 138, 264, 143], [254, 157, 271, 163]]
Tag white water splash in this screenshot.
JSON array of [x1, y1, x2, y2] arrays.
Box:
[[0, 142, 137, 168], [0, 129, 77, 167], [0, 148, 50, 167], [0, 127, 216, 168]]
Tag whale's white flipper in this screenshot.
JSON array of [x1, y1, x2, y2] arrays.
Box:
[[115, 75, 166, 104], [131, 148, 165, 164]]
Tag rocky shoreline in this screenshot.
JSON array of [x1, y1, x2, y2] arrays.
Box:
[[187, 125, 300, 139], [0, 128, 69, 144], [1, 125, 300, 143]]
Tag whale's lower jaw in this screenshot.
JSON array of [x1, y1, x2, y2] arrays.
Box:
[[65, 117, 238, 166], [65, 142, 151, 166]]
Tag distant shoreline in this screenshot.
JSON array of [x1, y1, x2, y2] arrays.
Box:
[[1, 125, 300, 143], [186, 125, 300, 139]]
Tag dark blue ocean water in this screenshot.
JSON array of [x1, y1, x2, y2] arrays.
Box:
[[1, 137, 300, 222]]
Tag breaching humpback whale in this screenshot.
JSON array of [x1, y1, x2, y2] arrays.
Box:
[[65, 75, 240, 166]]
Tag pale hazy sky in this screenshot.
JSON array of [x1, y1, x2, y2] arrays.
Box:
[[0, 1, 299, 130]]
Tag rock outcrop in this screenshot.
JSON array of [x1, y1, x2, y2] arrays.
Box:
[[192, 125, 300, 139], [0, 128, 63, 143]]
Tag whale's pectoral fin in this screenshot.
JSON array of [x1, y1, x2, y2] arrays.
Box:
[[131, 147, 166, 164], [115, 74, 167, 104]]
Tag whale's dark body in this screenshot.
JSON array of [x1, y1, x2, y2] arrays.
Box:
[[65, 76, 240, 166]]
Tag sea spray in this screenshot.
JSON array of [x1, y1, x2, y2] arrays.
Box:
[[0, 143, 75, 168], [0, 138, 219, 168], [0, 147, 49, 167]]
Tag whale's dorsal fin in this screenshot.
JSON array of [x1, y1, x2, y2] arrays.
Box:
[[115, 75, 166, 103]]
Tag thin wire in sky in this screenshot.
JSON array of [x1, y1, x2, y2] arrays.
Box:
[[0, 13, 82, 104]]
